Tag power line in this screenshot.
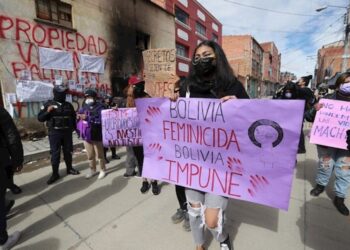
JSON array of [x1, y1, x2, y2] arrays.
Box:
[[220, 0, 330, 17], [281, 28, 343, 68], [281, 14, 345, 54], [222, 23, 341, 35]]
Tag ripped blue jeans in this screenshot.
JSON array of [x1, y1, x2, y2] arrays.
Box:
[[185, 189, 228, 245], [315, 146, 350, 198]]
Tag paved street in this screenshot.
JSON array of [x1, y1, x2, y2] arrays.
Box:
[[7, 133, 350, 250]]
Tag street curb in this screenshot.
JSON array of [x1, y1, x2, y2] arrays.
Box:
[[24, 142, 84, 164]]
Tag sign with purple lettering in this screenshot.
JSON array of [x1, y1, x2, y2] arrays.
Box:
[[135, 98, 304, 210], [310, 99, 350, 149], [102, 108, 142, 147]]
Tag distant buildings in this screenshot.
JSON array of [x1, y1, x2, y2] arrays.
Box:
[[280, 71, 297, 83], [222, 35, 281, 98], [260, 42, 281, 96], [316, 40, 345, 85]]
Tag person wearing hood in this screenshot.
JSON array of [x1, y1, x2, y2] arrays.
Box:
[[308, 72, 350, 216], [278, 81, 299, 100], [38, 85, 80, 185], [77, 89, 107, 180]]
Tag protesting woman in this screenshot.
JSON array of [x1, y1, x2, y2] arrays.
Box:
[[309, 72, 350, 216], [126, 75, 160, 195], [77, 89, 107, 180], [177, 40, 249, 250]]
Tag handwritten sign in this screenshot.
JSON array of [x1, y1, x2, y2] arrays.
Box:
[[16, 80, 53, 102], [136, 98, 304, 210], [102, 108, 142, 147], [143, 48, 179, 98], [310, 99, 350, 149]]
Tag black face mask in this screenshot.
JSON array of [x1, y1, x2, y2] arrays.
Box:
[[193, 57, 216, 76], [53, 91, 66, 103]]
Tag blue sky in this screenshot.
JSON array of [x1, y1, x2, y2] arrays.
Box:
[[197, 0, 348, 79]]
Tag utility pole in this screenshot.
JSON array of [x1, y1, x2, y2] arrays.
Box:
[[316, 2, 350, 72], [342, 1, 350, 72]]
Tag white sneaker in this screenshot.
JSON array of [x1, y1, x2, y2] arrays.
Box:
[[85, 169, 96, 179], [98, 170, 106, 179], [1, 231, 21, 250]]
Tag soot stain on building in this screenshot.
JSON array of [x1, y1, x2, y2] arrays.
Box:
[[109, 0, 150, 96]]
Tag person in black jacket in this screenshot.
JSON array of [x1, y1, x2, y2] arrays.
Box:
[[102, 94, 120, 163], [298, 75, 316, 153], [38, 85, 80, 185], [0, 107, 23, 249], [274, 80, 315, 154], [126, 75, 160, 195], [179, 40, 249, 250]]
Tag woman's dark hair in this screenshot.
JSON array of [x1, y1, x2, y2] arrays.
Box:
[[187, 40, 239, 95], [301, 75, 312, 86], [335, 72, 350, 89]]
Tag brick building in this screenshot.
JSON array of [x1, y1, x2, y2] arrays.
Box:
[[280, 71, 297, 84], [316, 40, 345, 85], [260, 42, 281, 96], [222, 35, 263, 98], [151, 0, 222, 77]]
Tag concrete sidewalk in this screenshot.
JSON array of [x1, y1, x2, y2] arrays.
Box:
[[23, 133, 84, 163], [7, 139, 350, 250]]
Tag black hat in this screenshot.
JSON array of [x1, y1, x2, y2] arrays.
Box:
[[85, 89, 97, 98], [53, 85, 68, 93]]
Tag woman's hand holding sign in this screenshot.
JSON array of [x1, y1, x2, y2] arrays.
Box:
[[314, 102, 324, 111], [220, 95, 237, 102]]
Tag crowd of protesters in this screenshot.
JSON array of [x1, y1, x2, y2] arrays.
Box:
[[1, 40, 350, 250]]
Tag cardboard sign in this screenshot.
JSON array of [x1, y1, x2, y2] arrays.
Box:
[[310, 99, 350, 149], [102, 108, 142, 147], [143, 48, 179, 98], [136, 98, 304, 210]]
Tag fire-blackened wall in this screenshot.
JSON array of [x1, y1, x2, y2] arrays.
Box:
[[109, 0, 176, 96]]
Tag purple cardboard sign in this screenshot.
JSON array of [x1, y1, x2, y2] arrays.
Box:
[[102, 108, 142, 147], [310, 99, 350, 150], [135, 98, 304, 210]]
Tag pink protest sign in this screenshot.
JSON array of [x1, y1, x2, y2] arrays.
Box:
[[310, 99, 350, 149], [135, 98, 304, 210], [102, 108, 142, 147]]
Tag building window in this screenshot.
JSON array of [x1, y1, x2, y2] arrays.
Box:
[[212, 33, 218, 42], [196, 22, 206, 37], [176, 43, 189, 58], [175, 6, 189, 25], [35, 0, 72, 28], [268, 67, 272, 76]]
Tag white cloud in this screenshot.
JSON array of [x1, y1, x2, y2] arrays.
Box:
[[197, 0, 348, 79]]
